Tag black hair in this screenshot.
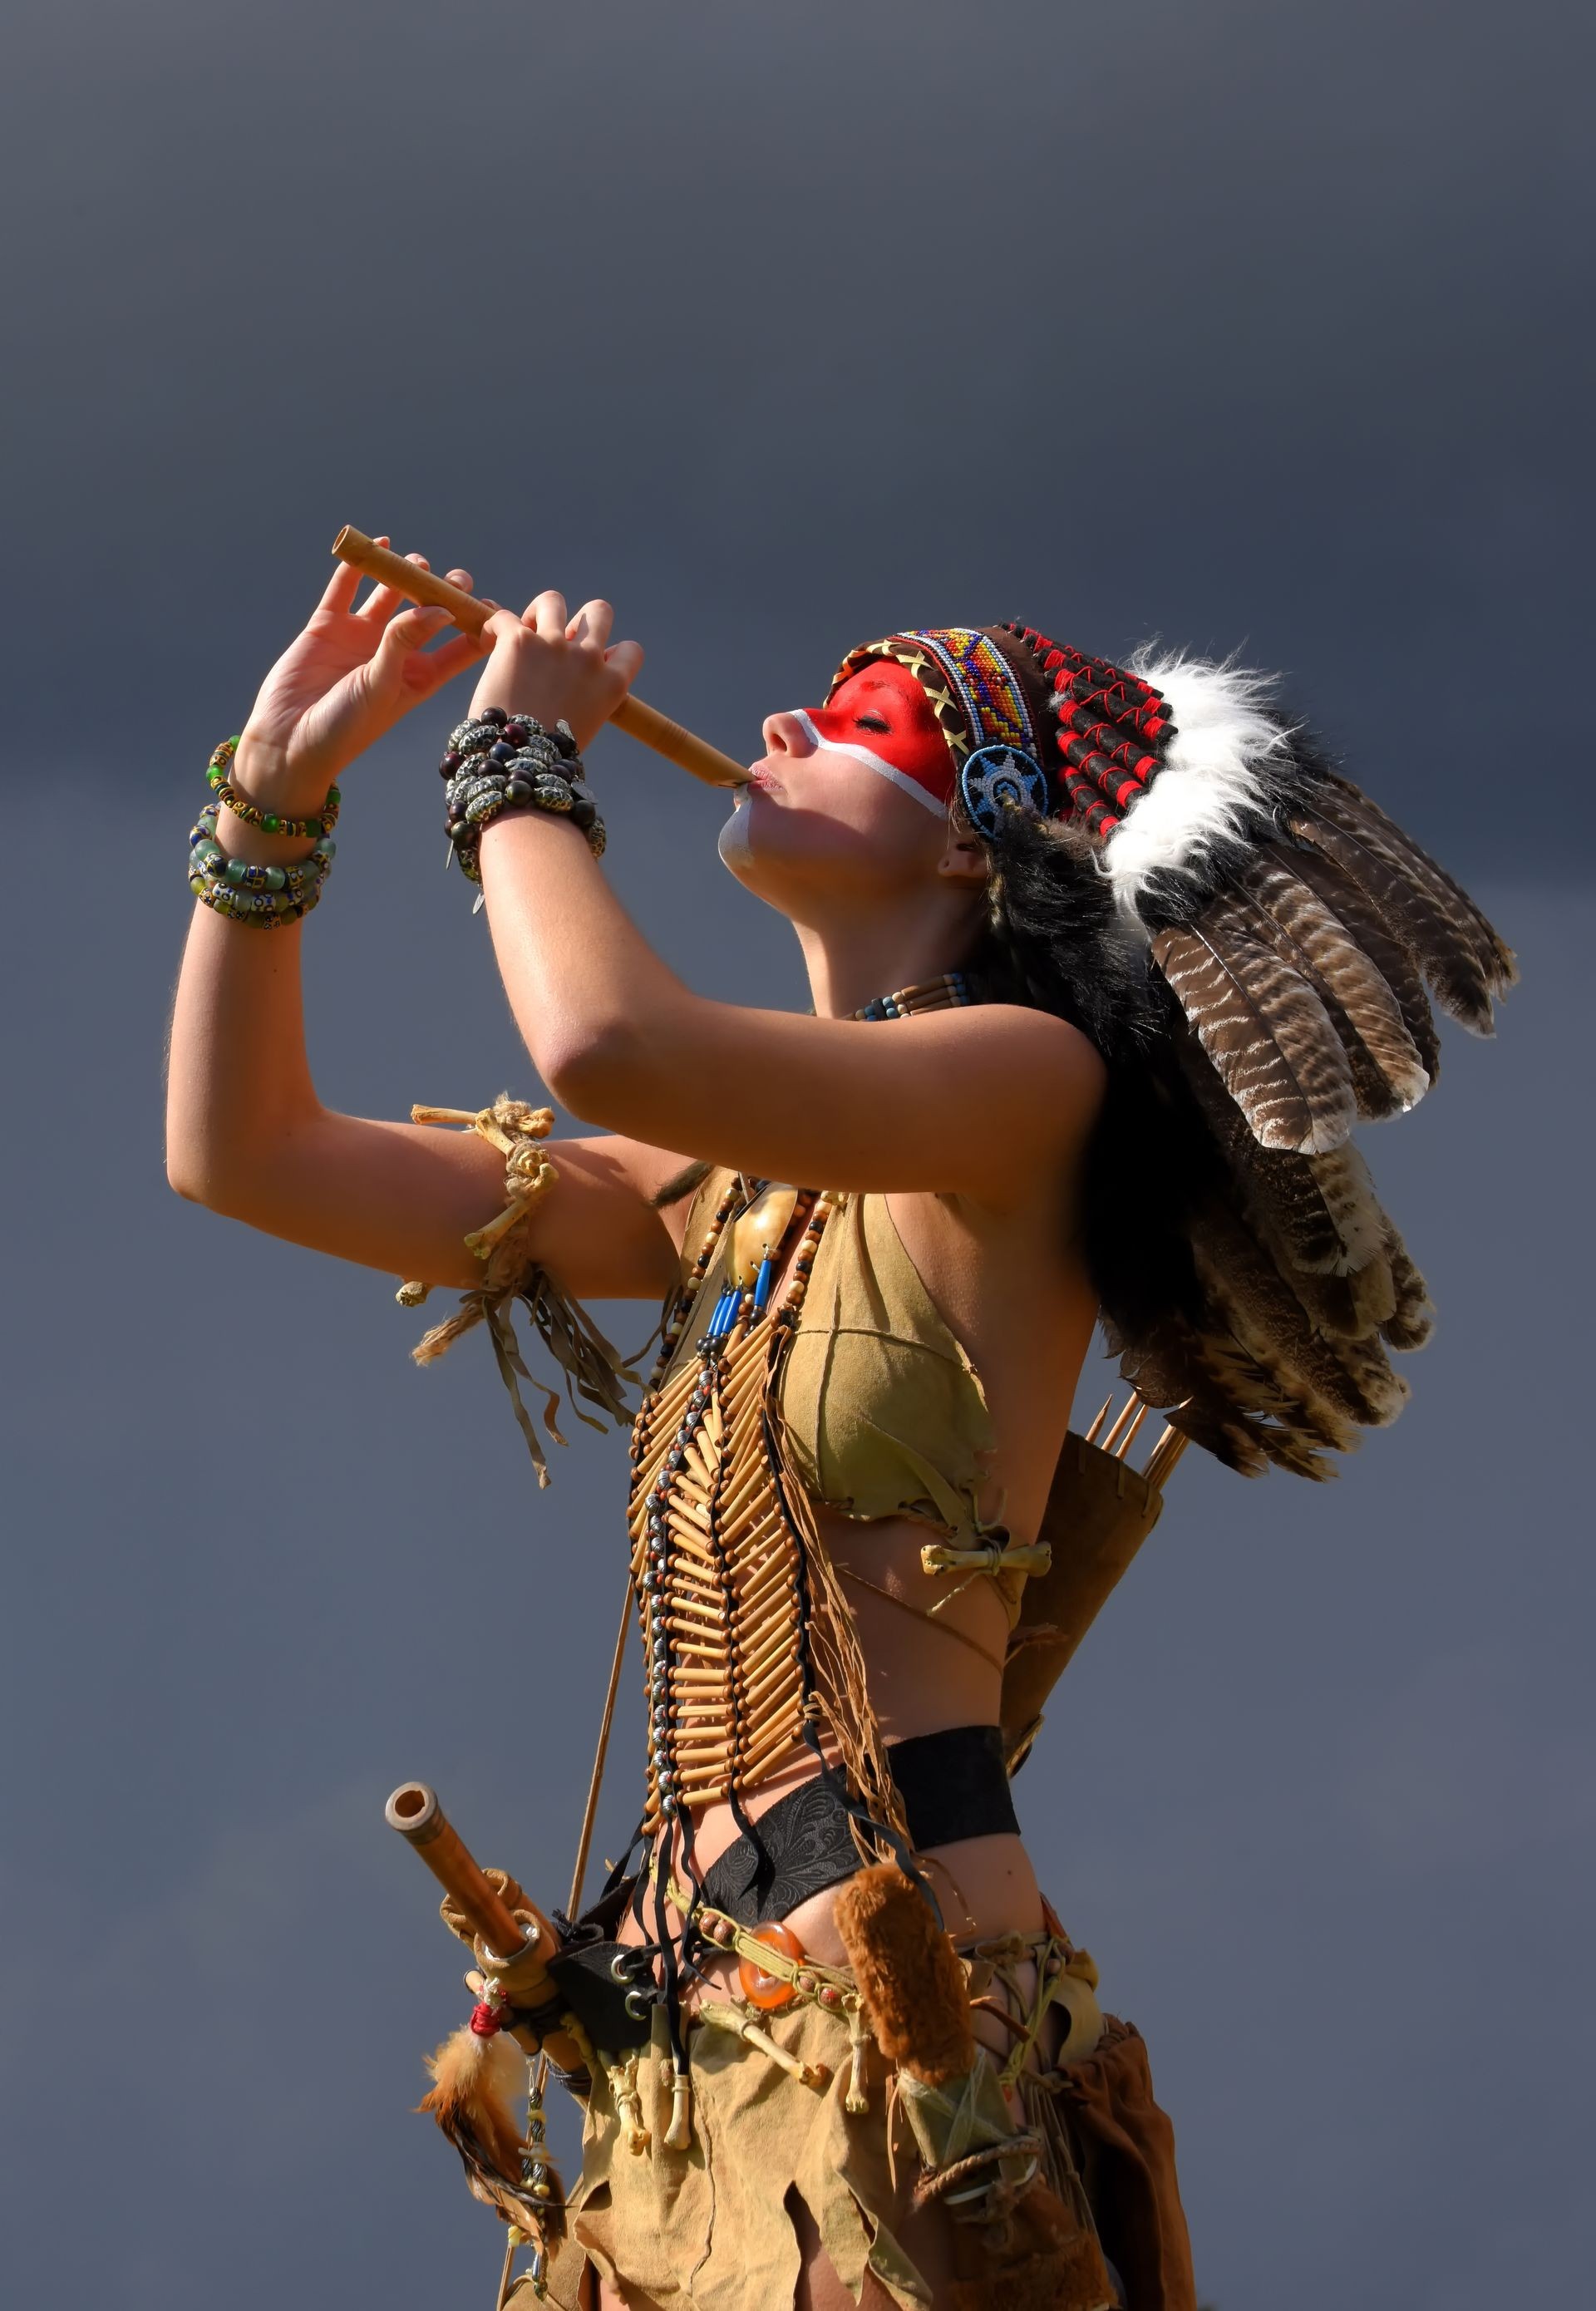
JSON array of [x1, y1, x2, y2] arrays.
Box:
[[965, 804, 1215, 1355]]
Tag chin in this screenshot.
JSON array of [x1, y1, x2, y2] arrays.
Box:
[[719, 788, 813, 885], [717, 796, 757, 882]]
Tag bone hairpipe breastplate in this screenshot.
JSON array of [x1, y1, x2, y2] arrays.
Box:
[[626, 1185, 828, 1831]]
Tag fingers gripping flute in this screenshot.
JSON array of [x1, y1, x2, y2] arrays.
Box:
[[333, 526, 751, 790]]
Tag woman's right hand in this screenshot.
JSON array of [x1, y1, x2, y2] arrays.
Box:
[[234, 541, 491, 811]]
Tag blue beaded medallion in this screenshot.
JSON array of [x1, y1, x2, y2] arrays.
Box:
[[958, 743, 1051, 837]]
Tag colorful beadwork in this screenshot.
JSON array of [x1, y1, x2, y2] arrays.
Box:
[[851, 971, 978, 1022], [827, 624, 1179, 846], [206, 737, 340, 841], [958, 745, 1050, 838], [187, 803, 334, 927], [909, 628, 1035, 753], [828, 628, 1034, 766]]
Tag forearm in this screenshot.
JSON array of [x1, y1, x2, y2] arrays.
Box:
[[165, 767, 324, 1209], [479, 808, 701, 1103]]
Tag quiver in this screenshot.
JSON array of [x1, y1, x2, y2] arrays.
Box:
[[1001, 1432, 1166, 1771]]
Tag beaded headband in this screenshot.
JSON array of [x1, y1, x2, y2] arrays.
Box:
[[829, 628, 1037, 773], [827, 623, 1178, 845]]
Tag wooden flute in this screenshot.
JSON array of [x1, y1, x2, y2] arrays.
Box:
[[385, 1780, 556, 1959], [332, 526, 750, 791]]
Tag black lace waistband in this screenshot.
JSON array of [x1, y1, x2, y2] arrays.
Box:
[[544, 1725, 1019, 2052], [700, 1722, 1018, 1928]]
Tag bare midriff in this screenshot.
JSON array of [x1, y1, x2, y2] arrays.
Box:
[[616, 1179, 1098, 2067], [618, 1507, 1059, 2064]]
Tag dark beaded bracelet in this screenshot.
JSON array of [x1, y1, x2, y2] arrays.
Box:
[[207, 736, 340, 840], [441, 707, 605, 882], [438, 703, 580, 779]]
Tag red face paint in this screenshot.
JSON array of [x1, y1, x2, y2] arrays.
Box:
[[801, 663, 956, 808]]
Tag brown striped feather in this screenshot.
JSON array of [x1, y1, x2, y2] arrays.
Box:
[[1293, 800, 1500, 1031], [1193, 1205, 1397, 1432], [1112, 1296, 1337, 1478], [1153, 902, 1356, 1152], [1234, 858, 1431, 1116], [1379, 1227, 1436, 1350], [1301, 1142, 1389, 1278], [1318, 772, 1516, 984], [1175, 1028, 1386, 1296], [1281, 840, 1443, 1085]]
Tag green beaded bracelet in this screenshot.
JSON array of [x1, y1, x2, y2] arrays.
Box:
[[206, 736, 340, 841], [188, 802, 334, 926]]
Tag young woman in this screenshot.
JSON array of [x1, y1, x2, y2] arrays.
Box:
[[166, 551, 1510, 2311]]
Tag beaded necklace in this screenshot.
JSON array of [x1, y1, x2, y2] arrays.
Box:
[[850, 968, 978, 1022], [641, 974, 980, 1392]]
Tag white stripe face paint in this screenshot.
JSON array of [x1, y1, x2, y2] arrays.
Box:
[[716, 797, 752, 870], [788, 710, 947, 816]]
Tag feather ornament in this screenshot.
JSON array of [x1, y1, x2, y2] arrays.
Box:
[[1183, 1322, 1342, 1475], [1100, 1031, 1424, 1472], [1225, 902, 1417, 1127], [1234, 855, 1431, 1116], [1108, 1264, 1345, 1481], [1170, 1022, 1384, 1280], [1108, 1313, 1282, 1477], [1152, 900, 1357, 1153], [1018, 652, 1505, 1479], [1293, 794, 1509, 1034], [1111, 1160, 1416, 1473], [418, 2022, 559, 2235], [1192, 1203, 1404, 1432], [1279, 839, 1443, 1087], [1380, 1229, 1436, 1351], [1318, 771, 1515, 984]]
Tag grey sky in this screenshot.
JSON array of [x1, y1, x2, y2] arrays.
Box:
[[1, 3, 1591, 2306]]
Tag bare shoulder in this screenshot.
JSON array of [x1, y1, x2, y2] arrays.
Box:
[[954, 999, 1104, 1067], [930, 1001, 1106, 1136]]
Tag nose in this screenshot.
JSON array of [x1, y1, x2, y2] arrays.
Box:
[[761, 709, 817, 760]]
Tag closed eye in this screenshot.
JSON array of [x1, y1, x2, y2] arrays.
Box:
[[855, 713, 890, 733]]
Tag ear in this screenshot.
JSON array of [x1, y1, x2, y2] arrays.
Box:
[[935, 825, 988, 889]]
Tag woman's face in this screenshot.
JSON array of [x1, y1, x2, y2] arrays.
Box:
[[719, 661, 973, 910]]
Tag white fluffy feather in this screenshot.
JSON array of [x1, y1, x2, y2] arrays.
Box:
[[1091, 650, 1295, 923]]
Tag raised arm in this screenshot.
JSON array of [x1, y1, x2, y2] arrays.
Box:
[[165, 548, 683, 1299], [470, 598, 1106, 1200]]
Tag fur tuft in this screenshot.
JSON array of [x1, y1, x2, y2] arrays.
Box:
[[1101, 650, 1295, 923], [835, 1865, 976, 2086]]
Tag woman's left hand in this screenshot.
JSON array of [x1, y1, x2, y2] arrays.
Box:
[[469, 592, 643, 751]]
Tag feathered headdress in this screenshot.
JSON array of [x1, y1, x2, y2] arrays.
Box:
[[827, 624, 1516, 1477]]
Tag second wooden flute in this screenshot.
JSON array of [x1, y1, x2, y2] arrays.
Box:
[[385, 1780, 557, 1959], [333, 526, 750, 791]]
